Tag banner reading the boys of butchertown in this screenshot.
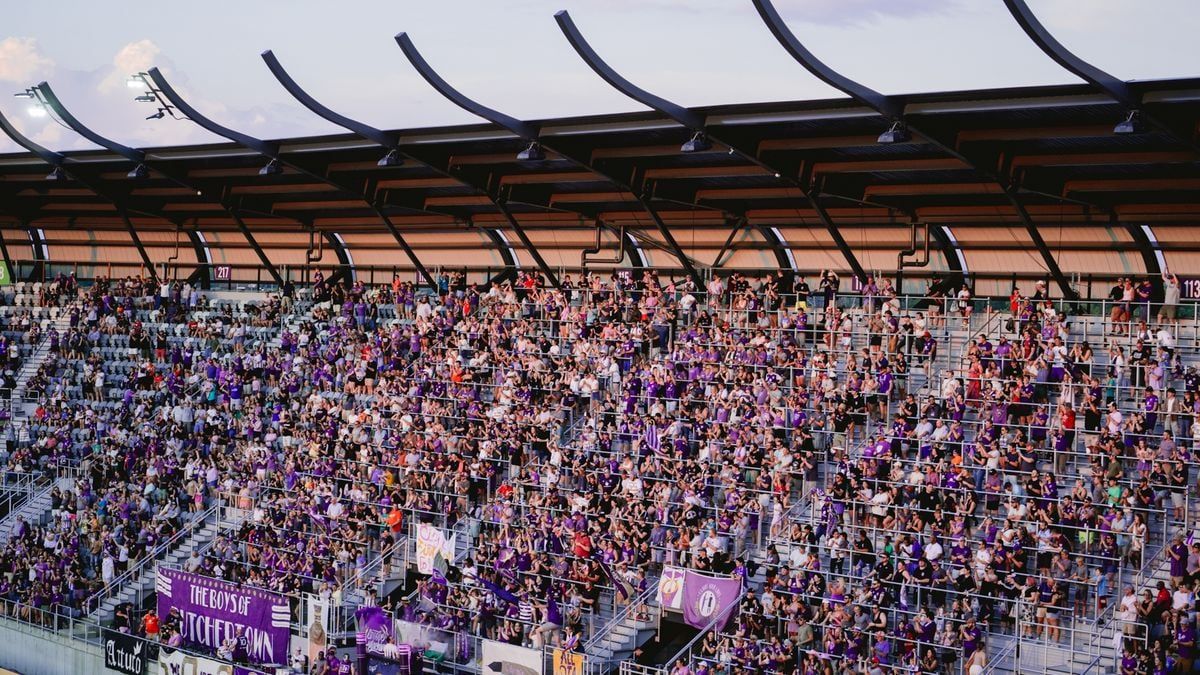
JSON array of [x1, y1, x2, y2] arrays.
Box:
[[156, 568, 290, 666]]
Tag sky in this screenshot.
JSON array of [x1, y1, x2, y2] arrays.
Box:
[[0, 0, 1195, 154]]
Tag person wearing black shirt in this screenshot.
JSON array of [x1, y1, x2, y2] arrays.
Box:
[[1185, 368, 1200, 396], [795, 277, 811, 307], [830, 405, 851, 451], [910, 558, 933, 609], [819, 270, 839, 310], [916, 484, 940, 525]]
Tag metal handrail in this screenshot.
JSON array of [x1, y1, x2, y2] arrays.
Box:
[[81, 503, 218, 616], [582, 580, 657, 655]]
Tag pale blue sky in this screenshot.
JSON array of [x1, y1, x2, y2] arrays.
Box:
[[0, 0, 1195, 153]]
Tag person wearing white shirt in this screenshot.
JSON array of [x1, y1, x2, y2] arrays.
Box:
[[1172, 585, 1193, 611], [925, 537, 943, 562], [1157, 327, 1177, 353], [1106, 403, 1124, 435]]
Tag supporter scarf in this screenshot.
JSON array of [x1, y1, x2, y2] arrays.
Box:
[[591, 554, 628, 599], [476, 575, 520, 606]]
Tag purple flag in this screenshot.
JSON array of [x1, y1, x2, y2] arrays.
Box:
[[681, 569, 741, 630], [642, 422, 660, 452], [355, 606, 393, 657], [156, 568, 290, 666], [546, 588, 562, 626]]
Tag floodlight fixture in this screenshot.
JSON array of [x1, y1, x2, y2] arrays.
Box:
[[1113, 110, 1144, 135], [377, 149, 403, 167], [516, 141, 544, 161], [45, 167, 67, 181], [680, 132, 712, 153], [127, 163, 149, 179], [877, 121, 911, 144], [258, 158, 283, 176]]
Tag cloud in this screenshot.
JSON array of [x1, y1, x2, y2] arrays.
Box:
[[30, 120, 63, 147], [99, 39, 161, 93], [0, 37, 54, 83]]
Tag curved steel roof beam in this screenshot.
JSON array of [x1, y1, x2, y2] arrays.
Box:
[[750, 0, 903, 120], [0, 104, 162, 282], [146, 68, 279, 157], [555, 8, 873, 283], [395, 33, 537, 140], [150, 66, 432, 287], [35, 82, 145, 163], [554, 11, 703, 130], [1001, 0, 1134, 106], [261, 51, 397, 150], [1002, 0, 1197, 153], [396, 31, 702, 290], [0, 107, 65, 168], [753, 0, 1077, 299], [261, 49, 538, 289]]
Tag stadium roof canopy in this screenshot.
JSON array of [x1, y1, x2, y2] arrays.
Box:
[[0, 0, 1196, 299]]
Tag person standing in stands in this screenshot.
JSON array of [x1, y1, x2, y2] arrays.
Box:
[[141, 608, 159, 641], [819, 270, 839, 313], [1160, 269, 1181, 324]]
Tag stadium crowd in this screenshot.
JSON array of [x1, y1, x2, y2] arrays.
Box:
[[0, 267, 1194, 674]]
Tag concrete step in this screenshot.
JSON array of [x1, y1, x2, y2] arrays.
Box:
[[88, 517, 221, 622]]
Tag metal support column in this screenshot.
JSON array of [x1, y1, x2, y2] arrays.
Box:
[[232, 215, 284, 286], [25, 225, 46, 282], [325, 232, 355, 285], [185, 228, 211, 289], [0, 228, 15, 285]]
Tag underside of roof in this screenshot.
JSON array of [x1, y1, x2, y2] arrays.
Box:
[[0, 77, 1197, 297]]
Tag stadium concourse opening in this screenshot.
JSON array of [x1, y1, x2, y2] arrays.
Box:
[[0, 2, 1196, 675]]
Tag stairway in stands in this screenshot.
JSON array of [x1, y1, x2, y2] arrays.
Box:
[[87, 508, 222, 624], [9, 310, 72, 433], [0, 473, 75, 545]]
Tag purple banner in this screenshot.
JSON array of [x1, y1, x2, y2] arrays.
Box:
[[356, 606, 394, 657], [156, 568, 291, 666], [681, 570, 741, 630]]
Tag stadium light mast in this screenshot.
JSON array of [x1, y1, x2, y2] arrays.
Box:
[[128, 71, 187, 122], [395, 31, 706, 291], [0, 85, 162, 283]]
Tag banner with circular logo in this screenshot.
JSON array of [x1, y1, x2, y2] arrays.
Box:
[[681, 569, 741, 630]]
